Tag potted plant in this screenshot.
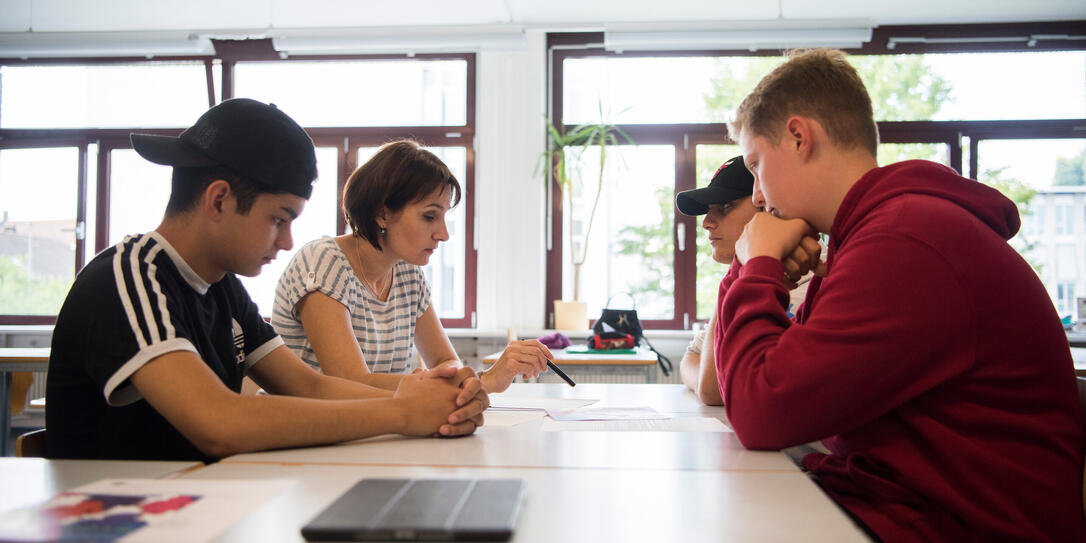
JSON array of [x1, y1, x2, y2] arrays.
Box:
[[540, 105, 634, 329]]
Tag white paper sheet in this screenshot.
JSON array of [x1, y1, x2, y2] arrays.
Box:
[[482, 410, 546, 426], [488, 395, 598, 411], [542, 417, 733, 432], [546, 406, 668, 421], [0, 478, 291, 543]]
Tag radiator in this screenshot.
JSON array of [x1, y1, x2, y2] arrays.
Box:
[[24, 371, 47, 403], [526, 367, 681, 385], [18, 366, 683, 408]]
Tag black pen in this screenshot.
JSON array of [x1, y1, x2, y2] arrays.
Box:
[[506, 328, 575, 387], [547, 359, 576, 387]]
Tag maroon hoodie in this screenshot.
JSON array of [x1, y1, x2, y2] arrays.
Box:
[[715, 160, 1086, 541]]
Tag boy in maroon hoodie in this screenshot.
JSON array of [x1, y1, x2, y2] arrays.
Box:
[[718, 48, 1086, 542]]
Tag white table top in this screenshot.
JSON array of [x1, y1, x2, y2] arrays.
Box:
[[223, 384, 789, 471], [483, 348, 658, 366], [224, 425, 792, 471], [0, 458, 201, 514], [182, 462, 869, 543], [0, 384, 869, 543], [487, 383, 721, 414]]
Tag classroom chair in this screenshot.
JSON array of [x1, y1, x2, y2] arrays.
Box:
[[10, 372, 34, 415], [15, 428, 46, 458]]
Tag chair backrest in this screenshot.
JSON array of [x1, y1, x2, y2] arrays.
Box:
[[1077, 378, 1086, 520], [15, 428, 46, 457], [9, 372, 34, 415]]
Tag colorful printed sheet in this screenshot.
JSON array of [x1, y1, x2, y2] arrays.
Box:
[[0, 478, 290, 542]]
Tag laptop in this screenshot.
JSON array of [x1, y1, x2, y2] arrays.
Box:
[[301, 478, 525, 542]]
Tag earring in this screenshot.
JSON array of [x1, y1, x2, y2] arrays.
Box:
[[380, 227, 386, 236]]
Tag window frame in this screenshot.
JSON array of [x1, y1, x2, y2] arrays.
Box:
[[546, 22, 1086, 329], [0, 47, 478, 327]]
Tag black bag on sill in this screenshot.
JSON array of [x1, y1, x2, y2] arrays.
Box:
[[590, 295, 674, 376]]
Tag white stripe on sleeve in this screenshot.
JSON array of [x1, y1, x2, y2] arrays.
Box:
[[113, 237, 149, 349], [143, 243, 176, 340], [129, 235, 161, 343]]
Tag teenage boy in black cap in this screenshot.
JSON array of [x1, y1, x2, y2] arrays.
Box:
[[46, 98, 489, 462], [674, 156, 812, 405]]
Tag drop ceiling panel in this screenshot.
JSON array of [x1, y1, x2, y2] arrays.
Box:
[[506, 0, 778, 25], [0, 0, 31, 32], [3, 0, 1083, 36], [28, 0, 270, 33], [270, 0, 512, 29], [781, 0, 1086, 25]]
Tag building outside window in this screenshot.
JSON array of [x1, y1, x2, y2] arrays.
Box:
[[1056, 203, 1075, 236], [1059, 282, 1076, 319]]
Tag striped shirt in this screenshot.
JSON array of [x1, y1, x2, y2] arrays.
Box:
[[273, 237, 431, 374]]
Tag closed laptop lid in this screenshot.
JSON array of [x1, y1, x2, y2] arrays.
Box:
[[301, 478, 524, 542]]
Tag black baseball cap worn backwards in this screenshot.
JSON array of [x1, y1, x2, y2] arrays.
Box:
[[130, 98, 317, 199], [675, 155, 755, 216]]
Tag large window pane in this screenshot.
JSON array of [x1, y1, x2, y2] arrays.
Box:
[[569, 145, 675, 320], [239, 147, 339, 316], [878, 143, 948, 166], [425, 147, 467, 320], [0, 147, 78, 315], [857, 52, 1084, 122], [979, 138, 1086, 322], [235, 60, 467, 127], [564, 56, 783, 125], [0, 62, 214, 128], [979, 139, 1085, 190], [694, 144, 741, 321], [564, 51, 1086, 126], [923, 52, 1085, 121], [355, 146, 467, 320], [83, 144, 100, 265], [108, 149, 172, 245]]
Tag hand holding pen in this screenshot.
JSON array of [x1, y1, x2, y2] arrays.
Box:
[[499, 328, 575, 388]]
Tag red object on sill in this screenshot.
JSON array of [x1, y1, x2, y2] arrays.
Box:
[[591, 333, 634, 350]]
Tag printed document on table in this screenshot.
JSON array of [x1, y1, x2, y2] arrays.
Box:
[[546, 406, 668, 421], [542, 417, 733, 432], [483, 410, 546, 426], [0, 478, 291, 543], [488, 394, 597, 411]]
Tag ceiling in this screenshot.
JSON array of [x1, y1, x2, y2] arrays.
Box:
[[1, 0, 1083, 34], [0, 0, 1083, 58]]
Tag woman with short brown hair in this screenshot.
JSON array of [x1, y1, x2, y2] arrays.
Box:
[[273, 140, 550, 393]]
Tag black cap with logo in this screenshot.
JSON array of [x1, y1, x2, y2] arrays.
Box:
[[675, 156, 754, 216], [130, 98, 317, 199]]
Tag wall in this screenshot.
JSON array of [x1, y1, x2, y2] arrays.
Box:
[[474, 31, 549, 330]]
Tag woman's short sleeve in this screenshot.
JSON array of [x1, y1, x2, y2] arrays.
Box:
[[274, 238, 356, 320], [411, 266, 432, 316]]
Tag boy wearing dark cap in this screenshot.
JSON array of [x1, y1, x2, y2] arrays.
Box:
[[675, 156, 812, 405], [722, 49, 1085, 540], [46, 98, 488, 462]]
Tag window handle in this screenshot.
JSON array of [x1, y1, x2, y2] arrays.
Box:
[[677, 222, 686, 252]]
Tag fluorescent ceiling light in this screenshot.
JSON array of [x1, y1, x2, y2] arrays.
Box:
[[604, 26, 873, 52], [0, 32, 214, 59], [273, 28, 527, 56], [887, 33, 1086, 49]]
